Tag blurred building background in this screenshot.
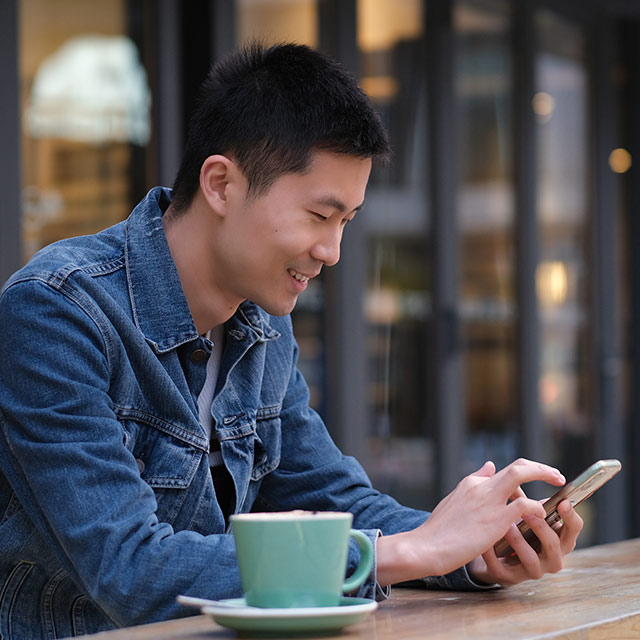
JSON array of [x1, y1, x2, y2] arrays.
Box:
[[1, 0, 639, 548]]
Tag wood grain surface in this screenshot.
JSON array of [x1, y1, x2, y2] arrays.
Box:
[[74, 538, 640, 640]]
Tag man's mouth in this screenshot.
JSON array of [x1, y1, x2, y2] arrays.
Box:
[[288, 269, 310, 283]]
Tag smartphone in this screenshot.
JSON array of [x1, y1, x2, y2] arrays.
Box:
[[493, 459, 622, 558]]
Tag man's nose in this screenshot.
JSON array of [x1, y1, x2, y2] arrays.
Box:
[[311, 226, 342, 267]]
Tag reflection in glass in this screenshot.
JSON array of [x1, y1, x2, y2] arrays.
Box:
[[19, 0, 149, 261], [455, 0, 516, 474], [358, 0, 433, 508], [27, 36, 150, 146], [535, 10, 593, 539]]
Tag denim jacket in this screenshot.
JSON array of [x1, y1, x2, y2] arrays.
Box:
[[0, 187, 489, 638]]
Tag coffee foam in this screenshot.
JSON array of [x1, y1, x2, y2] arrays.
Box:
[[231, 510, 350, 521]]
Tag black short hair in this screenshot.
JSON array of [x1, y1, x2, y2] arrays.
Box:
[[170, 42, 390, 211]]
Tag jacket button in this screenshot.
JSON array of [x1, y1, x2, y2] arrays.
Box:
[[136, 459, 145, 474], [190, 349, 207, 363]]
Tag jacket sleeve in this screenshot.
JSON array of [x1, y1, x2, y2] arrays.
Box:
[[0, 278, 245, 627], [255, 326, 496, 598]]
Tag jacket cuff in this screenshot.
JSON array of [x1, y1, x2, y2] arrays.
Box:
[[413, 563, 500, 591], [347, 529, 391, 602], [346, 530, 499, 600]]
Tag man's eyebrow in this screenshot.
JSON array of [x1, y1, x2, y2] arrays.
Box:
[[312, 196, 365, 214]]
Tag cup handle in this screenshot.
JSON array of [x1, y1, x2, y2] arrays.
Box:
[[342, 529, 374, 594]]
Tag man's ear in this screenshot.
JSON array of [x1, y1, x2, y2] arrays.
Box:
[[199, 155, 236, 215]]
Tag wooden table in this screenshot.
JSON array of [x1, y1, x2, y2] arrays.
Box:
[[78, 538, 640, 639]]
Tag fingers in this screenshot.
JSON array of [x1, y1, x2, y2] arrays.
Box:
[[471, 460, 496, 478], [484, 502, 583, 586], [480, 535, 523, 586], [499, 522, 530, 568], [505, 496, 546, 521], [492, 458, 566, 501], [556, 500, 583, 554], [520, 515, 563, 573], [481, 521, 556, 586], [465, 465, 583, 589], [499, 458, 566, 487], [508, 486, 527, 502]]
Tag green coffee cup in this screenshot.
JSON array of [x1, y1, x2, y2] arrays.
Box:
[[230, 510, 374, 608]]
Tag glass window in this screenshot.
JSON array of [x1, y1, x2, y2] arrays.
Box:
[[535, 10, 594, 540], [237, 0, 317, 47], [19, 0, 151, 262], [454, 0, 516, 474], [358, 0, 433, 508]]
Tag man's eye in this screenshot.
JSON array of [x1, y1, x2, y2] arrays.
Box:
[[311, 212, 327, 221]]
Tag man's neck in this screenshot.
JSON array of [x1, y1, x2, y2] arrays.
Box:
[[163, 199, 240, 334]]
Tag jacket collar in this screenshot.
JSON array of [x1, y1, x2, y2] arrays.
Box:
[[125, 187, 279, 353], [229, 301, 281, 343]]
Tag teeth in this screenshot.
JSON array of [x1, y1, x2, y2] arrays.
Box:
[[288, 269, 309, 283]]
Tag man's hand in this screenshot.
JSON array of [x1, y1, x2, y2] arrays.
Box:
[[376, 458, 582, 587], [467, 498, 583, 586]]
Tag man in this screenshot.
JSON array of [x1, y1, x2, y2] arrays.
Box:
[[0, 43, 581, 638]]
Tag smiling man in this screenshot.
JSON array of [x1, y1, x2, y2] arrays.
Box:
[[163, 150, 370, 330], [0, 43, 581, 638]]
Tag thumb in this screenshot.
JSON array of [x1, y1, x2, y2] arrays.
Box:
[[472, 460, 496, 478]]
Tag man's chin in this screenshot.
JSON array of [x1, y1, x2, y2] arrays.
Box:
[[254, 297, 299, 317]]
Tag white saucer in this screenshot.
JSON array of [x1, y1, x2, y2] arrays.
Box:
[[201, 597, 377, 634]]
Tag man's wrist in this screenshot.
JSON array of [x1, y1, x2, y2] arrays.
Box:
[[376, 530, 442, 586]]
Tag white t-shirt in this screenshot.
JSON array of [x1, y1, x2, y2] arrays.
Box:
[[196, 325, 225, 467]]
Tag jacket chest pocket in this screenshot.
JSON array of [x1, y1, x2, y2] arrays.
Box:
[[121, 419, 204, 524]]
